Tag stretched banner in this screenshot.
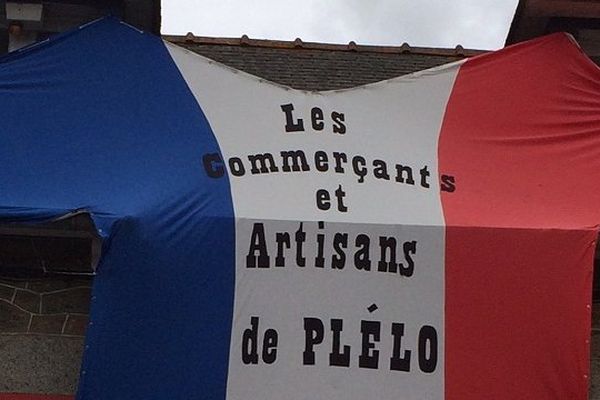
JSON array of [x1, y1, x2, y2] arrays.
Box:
[[0, 18, 598, 400]]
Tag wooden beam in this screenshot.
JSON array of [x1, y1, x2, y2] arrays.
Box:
[[527, 0, 600, 18], [0, 226, 96, 240]]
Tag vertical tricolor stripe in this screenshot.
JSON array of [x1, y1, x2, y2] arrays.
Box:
[[439, 33, 600, 400]]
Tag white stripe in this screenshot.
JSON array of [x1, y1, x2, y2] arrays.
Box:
[[166, 41, 462, 400]]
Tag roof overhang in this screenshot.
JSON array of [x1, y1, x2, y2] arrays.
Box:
[[506, 0, 600, 50], [0, 0, 161, 35]]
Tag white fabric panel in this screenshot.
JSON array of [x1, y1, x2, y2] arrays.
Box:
[[167, 42, 462, 400]]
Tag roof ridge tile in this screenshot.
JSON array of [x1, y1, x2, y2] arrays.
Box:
[[162, 34, 486, 57]]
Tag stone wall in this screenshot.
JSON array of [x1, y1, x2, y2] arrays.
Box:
[[0, 276, 92, 395]]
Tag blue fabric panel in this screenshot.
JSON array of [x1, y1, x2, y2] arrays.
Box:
[[0, 18, 235, 399]]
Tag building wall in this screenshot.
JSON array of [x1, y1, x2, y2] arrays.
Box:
[[0, 277, 91, 395]]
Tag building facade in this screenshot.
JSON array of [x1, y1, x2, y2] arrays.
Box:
[[2, 0, 600, 397]]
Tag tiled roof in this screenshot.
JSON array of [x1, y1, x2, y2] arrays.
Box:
[[164, 34, 486, 91]]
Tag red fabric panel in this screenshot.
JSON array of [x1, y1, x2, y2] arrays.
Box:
[[444, 227, 594, 399], [439, 33, 600, 399], [0, 395, 72, 400]]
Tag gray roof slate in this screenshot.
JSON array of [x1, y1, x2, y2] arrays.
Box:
[[165, 35, 485, 91]]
